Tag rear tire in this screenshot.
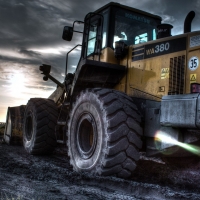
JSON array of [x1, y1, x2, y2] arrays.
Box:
[[67, 88, 142, 178], [23, 98, 58, 154], [4, 106, 26, 145]]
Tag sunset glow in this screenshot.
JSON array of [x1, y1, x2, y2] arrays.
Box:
[[9, 73, 25, 94]]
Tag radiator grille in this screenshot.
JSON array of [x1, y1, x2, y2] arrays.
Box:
[[168, 55, 185, 95]]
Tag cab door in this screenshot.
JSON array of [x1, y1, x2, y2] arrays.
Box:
[[82, 13, 103, 60]]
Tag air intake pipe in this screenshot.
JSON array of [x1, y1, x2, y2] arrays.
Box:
[[184, 11, 195, 33], [157, 24, 173, 39]]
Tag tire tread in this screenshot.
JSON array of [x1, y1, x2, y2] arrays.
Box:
[[68, 89, 142, 178], [23, 98, 58, 155]]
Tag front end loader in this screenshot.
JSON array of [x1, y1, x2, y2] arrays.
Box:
[[4, 2, 200, 178]]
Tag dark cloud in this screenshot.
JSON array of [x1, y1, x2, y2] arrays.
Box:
[[0, 0, 98, 49], [1, 0, 199, 51], [0, 54, 40, 65], [156, 0, 200, 34], [24, 85, 55, 90], [1, 0, 199, 72], [0, 0, 200, 80], [19, 49, 41, 57]]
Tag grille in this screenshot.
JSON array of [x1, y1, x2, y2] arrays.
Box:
[[168, 55, 185, 95]]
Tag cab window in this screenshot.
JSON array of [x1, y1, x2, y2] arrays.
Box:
[[113, 9, 159, 47]]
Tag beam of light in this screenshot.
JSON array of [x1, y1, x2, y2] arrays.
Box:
[[155, 131, 200, 156]]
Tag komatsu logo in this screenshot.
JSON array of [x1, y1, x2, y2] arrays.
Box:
[[125, 13, 150, 24], [146, 42, 170, 55]]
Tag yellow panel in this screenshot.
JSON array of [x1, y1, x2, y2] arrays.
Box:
[[88, 33, 200, 98], [185, 49, 200, 93], [94, 47, 118, 64], [127, 50, 186, 100], [185, 31, 200, 93], [114, 47, 129, 92]]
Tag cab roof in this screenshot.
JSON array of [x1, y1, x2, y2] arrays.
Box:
[[94, 2, 162, 21]]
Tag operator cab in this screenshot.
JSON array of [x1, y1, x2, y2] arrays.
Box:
[[63, 2, 162, 60], [95, 2, 161, 49], [80, 2, 162, 59]]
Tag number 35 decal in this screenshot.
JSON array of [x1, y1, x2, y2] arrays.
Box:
[[189, 56, 199, 71]]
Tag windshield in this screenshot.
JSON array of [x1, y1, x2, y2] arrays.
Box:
[[113, 10, 158, 47]]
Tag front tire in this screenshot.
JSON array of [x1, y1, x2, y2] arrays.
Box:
[[67, 89, 142, 178], [23, 98, 58, 154]]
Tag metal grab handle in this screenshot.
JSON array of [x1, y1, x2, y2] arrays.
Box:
[[65, 44, 82, 75]]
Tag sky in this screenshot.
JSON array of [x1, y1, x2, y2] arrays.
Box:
[[0, 0, 200, 122]]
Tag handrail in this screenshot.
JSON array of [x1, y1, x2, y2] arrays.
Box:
[[65, 44, 82, 75], [72, 20, 84, 34]]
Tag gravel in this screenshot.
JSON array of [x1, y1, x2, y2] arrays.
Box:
[[0, 138, 200, 200]]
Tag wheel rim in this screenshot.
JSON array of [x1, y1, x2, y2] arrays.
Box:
[[76, 113, 97, 159], [25, 112, 33, 141]]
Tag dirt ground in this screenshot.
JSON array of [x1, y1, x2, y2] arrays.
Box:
[[0, 135, 200, 200]]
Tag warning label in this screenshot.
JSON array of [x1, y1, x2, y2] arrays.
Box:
[[190, 74, 196, 83], [161, 68, 169, 79]]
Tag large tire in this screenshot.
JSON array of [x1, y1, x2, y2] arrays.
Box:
[[23, 98, 58, 154], [67, 88, 142, 178]]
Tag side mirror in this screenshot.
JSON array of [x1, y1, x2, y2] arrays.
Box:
[[62, 26, 73, 41]]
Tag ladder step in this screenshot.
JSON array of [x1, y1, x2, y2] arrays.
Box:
[[57, 121, 66, 125], [57, 100, 70, 126], [57, 140, 66, 144], [63, 102, 70, 106]]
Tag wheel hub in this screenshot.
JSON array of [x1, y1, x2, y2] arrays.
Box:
[[76, 113, 97, 159]]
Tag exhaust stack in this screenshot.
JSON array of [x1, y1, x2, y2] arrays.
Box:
[[184, 11, 195, 33]]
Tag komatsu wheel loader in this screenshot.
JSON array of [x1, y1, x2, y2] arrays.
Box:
[[4, 2, 200, 178]]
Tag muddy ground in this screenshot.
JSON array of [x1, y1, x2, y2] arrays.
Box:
[[0, 136, 200, 200]]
